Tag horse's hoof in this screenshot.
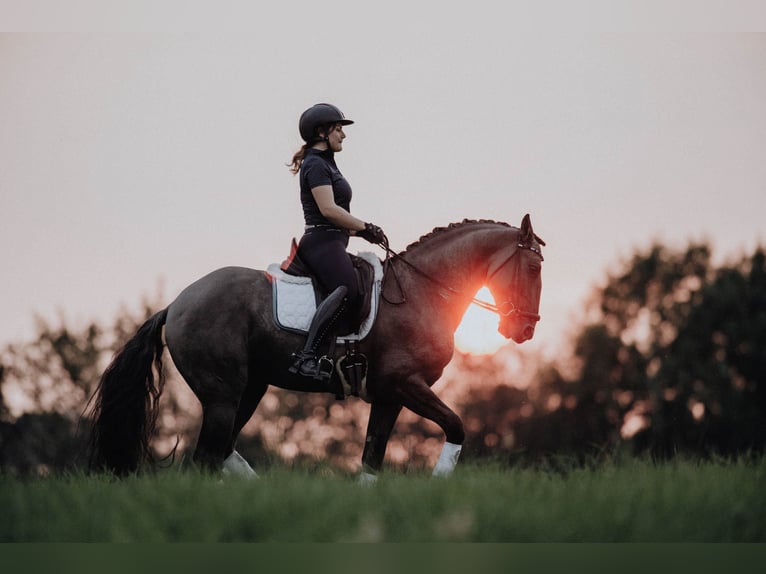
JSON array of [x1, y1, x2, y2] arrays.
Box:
[[357, 471, 378, 486]]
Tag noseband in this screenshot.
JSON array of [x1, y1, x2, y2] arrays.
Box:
[[471, 295, 541, 322], [381, 241, 542, 322], [478, 242, 543, 322]]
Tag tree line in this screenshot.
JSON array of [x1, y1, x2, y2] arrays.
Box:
[[1, 241, 764, 475]]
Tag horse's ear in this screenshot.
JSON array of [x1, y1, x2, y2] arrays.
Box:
[[519, 213, 546, 247], [520, 214, 533, 243]]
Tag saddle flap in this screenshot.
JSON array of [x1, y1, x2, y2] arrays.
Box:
[[350, 254, 375, 327]]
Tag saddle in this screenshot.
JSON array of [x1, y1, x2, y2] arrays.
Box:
[[266, 239, 383, 341], [266, 239, 383, 400]]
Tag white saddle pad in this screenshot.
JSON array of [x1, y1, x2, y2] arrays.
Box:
[[266, 251, 383, 341]]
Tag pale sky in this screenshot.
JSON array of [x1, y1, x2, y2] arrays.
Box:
[[1, 24, 765, 355]]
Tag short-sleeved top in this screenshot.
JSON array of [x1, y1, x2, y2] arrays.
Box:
[[300, 148, 352, 228]]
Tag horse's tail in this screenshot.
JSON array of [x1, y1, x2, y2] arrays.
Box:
[[87, 308, 169, 475]]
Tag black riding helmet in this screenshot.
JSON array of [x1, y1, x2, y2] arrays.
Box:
[[299, 103, 354, 143]]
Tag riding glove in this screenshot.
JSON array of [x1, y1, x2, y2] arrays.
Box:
[[358, 222, 387, 245]]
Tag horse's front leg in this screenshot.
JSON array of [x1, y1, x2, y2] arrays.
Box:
[[394, 375, 465, 477], [360, 400, 403, 482]]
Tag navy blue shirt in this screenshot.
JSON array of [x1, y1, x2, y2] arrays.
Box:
[[300, 148, 352, 227]]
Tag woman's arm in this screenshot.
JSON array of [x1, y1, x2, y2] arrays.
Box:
[[311, 185, 366, 233]]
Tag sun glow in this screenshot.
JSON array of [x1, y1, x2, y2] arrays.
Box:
[[454, 287, 508, 355]]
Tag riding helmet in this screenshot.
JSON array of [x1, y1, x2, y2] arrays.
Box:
[[299, 103, 354, 142]]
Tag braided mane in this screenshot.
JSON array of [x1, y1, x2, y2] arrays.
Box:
[[402, 219, 515, 253]]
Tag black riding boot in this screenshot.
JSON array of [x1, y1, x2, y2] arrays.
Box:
[[288, 286, 348, 381]]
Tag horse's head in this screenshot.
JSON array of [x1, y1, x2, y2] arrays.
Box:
[[487, 214, 545, 344]]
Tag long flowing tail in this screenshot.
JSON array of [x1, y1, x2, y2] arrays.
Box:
[[88, 308, 168, 475]]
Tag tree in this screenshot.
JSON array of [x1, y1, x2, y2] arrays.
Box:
[[0, 294, 168, 475], [649, 248, 766, 455], [570, 242, 765, 458]]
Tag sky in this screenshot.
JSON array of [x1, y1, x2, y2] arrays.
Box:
[[1, 19, 765, 357]]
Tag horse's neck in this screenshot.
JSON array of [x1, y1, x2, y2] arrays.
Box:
[[408, 226, 512, 292], [413, 230, 509, 289]]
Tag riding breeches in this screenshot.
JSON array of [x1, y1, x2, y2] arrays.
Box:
[[297, 228, 360, 315]]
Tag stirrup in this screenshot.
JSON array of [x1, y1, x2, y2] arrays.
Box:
[[315, 355, 334, 381], [288, 353, 334, 382]]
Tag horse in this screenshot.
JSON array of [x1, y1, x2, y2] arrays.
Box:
[[88, 215, 545, 479]]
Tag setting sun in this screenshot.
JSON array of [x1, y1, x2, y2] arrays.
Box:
[[454, 287, 508, 355]]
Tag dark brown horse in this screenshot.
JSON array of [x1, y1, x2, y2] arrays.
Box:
[[88, 215, 544, 479]]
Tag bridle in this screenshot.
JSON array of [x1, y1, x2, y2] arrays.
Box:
[[477, 242, 543, 321], [379, 239, 543, 322]]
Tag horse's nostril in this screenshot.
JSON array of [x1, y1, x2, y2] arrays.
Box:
[[523, 326, 534, 340]]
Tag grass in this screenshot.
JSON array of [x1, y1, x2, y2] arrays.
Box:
[[2, 457, 764, 542]]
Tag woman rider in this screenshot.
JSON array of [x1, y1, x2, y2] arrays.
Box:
[[287, 103, 386, 380]]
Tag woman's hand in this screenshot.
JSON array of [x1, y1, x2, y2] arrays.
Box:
[[358, 222, 388, 245]]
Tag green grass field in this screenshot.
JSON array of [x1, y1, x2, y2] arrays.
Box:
[[2, 458, 764, 542]]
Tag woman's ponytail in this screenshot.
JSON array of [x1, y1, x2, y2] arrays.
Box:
[[288, 143, 309, 175]]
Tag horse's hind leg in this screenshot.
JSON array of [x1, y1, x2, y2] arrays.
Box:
[[221, 381, 269, 478], [195, 402, 239, 471], [231, 381, 269, 441]]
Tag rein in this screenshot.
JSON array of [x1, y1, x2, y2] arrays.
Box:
[[379, 240, 542, 322]]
